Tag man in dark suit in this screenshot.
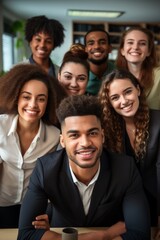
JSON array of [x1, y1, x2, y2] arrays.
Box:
[[17, 95, 150, 240]]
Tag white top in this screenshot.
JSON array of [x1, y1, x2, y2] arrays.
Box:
[[0, 114, 60, 206], [70, 164, 100, 215]]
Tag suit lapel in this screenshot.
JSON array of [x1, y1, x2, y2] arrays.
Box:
[[59, 153, 86, 225]]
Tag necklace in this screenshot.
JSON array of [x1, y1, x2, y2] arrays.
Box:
[[126, 127, 136, 134]]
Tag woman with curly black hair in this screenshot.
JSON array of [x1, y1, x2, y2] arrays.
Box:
[[24, 15, 65, 77], [98, 69, 160, 239], [0, 64, 60, 228]]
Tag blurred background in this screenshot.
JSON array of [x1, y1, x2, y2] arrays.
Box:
[[0, 0, 160, 73]]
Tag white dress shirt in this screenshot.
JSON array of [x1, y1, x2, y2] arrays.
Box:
[[0, 114, 60, 206], [70, 163, 100, 215]]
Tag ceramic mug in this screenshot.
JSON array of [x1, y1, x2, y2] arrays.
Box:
[[62, 227, 78, 240]]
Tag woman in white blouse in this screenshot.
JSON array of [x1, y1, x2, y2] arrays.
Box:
[[0, 64, 60, 228]]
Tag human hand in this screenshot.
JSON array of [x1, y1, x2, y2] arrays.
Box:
[[32, 214, 50, 230], [154, 227, 160, 240]]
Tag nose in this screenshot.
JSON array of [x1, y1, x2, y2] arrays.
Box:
[[29, 98, 37, 108], [80, 135, 91, 147], [133, 42, 139, 49], [39, 40, 45, 47], [70, 78, 78, 87], [93, 42, 100, 49], [120, 95, 128, 105]]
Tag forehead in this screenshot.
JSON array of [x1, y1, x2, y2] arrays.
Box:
[[33, 32, 52, 39], [86, 31, 108, 41], [62, 115, 101, 131], [125, 30, 148, 41], [61, 62, 88, 74], [21, 79, 48, 92], [108, 78, 134, 93]]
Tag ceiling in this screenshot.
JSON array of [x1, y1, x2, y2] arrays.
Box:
[[2, 0, 160, 23]]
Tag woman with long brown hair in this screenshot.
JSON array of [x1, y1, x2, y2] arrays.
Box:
[[99, 69, 160, 239], [116, 26, 160, 110]]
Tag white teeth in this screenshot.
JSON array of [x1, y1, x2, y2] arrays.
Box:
[[79, 151, 92, 155], [38, 50, 45, 54], [93, 52, 102, 57], [122, 104, 132, 110], [130, 52, 140, 56], [25, 110, 37, 114]]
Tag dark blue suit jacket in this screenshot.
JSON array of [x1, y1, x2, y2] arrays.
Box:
[[17, 148, 150, 240]]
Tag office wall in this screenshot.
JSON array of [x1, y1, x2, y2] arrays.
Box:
[[50, 19, 72, 66]]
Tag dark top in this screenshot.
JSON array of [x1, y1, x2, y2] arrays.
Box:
[[86, 61, 115, 95], [124, 109, 160, 226], [17, 148, 150, 240], [29, 55, 57, 77]]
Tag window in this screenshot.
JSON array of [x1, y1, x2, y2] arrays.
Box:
[[2, 33, 16, 71], [2, 18, 18, 72]]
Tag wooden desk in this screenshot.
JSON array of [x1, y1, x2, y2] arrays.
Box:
[[0, 227, 156, 240]]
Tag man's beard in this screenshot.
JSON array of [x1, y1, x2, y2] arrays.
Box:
[[88, 56, 108, 65]]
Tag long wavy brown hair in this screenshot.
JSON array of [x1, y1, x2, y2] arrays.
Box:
[[98, 69, 150, 161], [116, 26, 158, 92]]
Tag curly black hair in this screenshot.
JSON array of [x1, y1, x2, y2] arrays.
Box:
[[25, 15, 65, 48], [56, 95, 102, 125]]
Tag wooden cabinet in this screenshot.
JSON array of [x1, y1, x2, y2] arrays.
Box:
[[72, 21, 160, 64]]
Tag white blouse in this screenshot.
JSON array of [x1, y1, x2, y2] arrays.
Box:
[[0, 114, 60, 206]]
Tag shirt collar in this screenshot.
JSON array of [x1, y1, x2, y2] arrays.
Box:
[[69, 163, 101, 186], [29, 55, 56, 77], [8, 115, 46, 142], [8, 115, 19, 135]]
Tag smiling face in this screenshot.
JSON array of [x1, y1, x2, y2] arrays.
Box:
[[108, 78, 140, 120], [85, 31, 112, 64], [18, 80, 48, 125], [121, 30, 150, 65], [29, 32, 54, 62], [60, 115, 104, 171], [58, 62, 88, 96]]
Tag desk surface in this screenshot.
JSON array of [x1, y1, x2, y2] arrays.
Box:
[[0, 227, 156, 240]]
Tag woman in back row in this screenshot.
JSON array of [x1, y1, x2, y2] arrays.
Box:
[[116, 26, 160, 110]]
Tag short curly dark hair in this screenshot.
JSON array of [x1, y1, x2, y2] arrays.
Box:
[[56, 95, 102, 125], [25, 15, 65, 48]]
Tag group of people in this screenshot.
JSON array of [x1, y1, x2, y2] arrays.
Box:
[[0, 14, 160, 240]]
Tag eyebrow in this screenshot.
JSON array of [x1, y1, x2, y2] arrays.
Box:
[[109, 87, 132, 98], [63, 72, 87, 77], [66, 127, 100, 135], [87, 38, 107, 43], [20, 91, 47, 97], [35, 34, 52, 40], [126, 38, 147, 42]]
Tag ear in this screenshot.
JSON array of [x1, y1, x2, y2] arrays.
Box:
[[102, 129, 105, 144], [108, 45, 112, 53], [137, 85, 141, 96], [120, 48, 125, 56], [146, 51, 151, 57], [60, 134, 65, 148], [58, 73, 61, 81], [85, 46, 88, 53]]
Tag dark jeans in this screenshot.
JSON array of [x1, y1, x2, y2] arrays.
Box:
[[0, 205, 21, 228]]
